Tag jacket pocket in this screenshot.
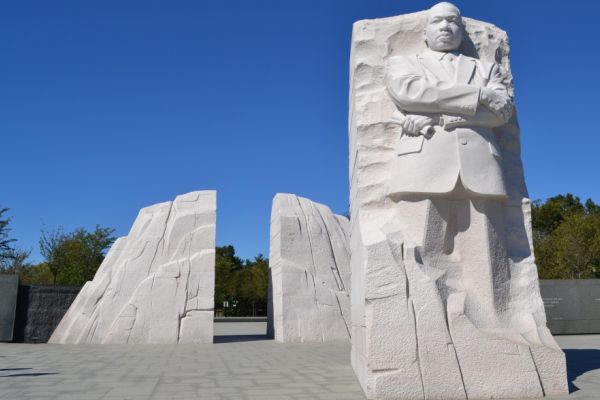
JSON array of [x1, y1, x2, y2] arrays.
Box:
[[397, 134, 424, 156]]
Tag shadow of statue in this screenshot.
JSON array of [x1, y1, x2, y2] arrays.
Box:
[[564, 348, 600, 393], [213, 334, 270, 344]]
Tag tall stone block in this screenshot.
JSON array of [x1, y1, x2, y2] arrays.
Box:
[[49, 190, 216, 344], [268, 193, 351, 343], [349, 5, 567, 399]]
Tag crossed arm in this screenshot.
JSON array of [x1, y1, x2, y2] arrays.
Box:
[[386, 57, 513, 135]]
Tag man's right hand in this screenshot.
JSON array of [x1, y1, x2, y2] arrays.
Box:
[[479, 87, 512, 121], [401, 114, 435, 136]]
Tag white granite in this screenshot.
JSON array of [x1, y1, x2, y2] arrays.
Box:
[[49, 191, 216, 344], [349, 3, 568, 399], [267, 193, 351, 343]]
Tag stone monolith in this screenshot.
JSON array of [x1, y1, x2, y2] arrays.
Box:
[[49, 190, 216, 344], [267, 193, 351, 342], [349, 3, 568, 399]]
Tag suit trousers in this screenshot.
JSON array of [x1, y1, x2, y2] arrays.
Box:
[[393, 179, 511, 329]]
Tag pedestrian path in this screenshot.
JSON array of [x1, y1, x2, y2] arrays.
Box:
[[0, 323, 598, 399]]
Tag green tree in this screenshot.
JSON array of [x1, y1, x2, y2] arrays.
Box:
[[0, 208, 33, 277], [0, 208, 16, 266], [236, 254, 269, 316], [214, 245, 243, 314], [19, 262, 54, 285], [0, 248, 32, 275], [532, 194, 586, 238], [40, 225, 116, 285], [533, 194, 600, 279], [214, 245, 269, 316], [536, 213, 600, 279]]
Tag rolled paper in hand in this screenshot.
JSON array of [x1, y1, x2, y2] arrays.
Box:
[[390, 110, 435, 139]]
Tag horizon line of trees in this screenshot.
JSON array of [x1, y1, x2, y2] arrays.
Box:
[[0, 192, 598, 310], [0, 208, 269, 315]]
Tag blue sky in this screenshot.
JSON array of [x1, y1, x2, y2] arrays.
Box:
[[2, 0, 599, 262]]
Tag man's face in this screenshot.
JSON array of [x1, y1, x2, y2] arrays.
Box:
[[425, 7, 463, 52]]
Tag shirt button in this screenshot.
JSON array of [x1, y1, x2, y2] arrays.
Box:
[[460, 138, 467, 145]]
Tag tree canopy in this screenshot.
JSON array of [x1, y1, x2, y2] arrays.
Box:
[[533, 194, 600, 279], [39, 225, 116, 285], [214, 245, 269, 316], [0, 208, 16, 266], [2, 192, 599, 303]]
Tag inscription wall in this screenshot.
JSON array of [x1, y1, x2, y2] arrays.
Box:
[[540, 279, 600, 334]]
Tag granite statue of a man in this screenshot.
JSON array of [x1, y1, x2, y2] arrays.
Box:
[[386, 2, 514, 330], [348, 2, 568, 399]]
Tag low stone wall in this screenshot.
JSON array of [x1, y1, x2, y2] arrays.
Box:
[[13, 285, 81, 343], [540, 279, 600, 335], [0, 275, 19, 342], [7, 279, 599, 342]]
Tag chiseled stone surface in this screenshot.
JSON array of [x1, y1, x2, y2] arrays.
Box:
[[268, 193, 351, 343], [49, 191, 216, 344], [349, 3, 567, 399]]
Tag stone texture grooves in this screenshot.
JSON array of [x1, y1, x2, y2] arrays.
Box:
[[49, 191, 216, 344], [267, 193, 351, 343], [349, 11, 568, 400]]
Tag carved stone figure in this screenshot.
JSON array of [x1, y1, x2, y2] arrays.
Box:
[[387, 3, 511, 199], [349, 3, 568, 399], [387, 0, 514, 333]]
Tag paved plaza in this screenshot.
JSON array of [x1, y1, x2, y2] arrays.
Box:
[[0, 322, 598, 399]]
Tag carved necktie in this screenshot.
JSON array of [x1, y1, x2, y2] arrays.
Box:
[[440, 53, 456, 79]]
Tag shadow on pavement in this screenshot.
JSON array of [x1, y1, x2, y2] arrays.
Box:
[[0, 372, 58, 378], [0, 368, 31, 372], [564, 349, 600, 393], [214, 335, 271, 343]]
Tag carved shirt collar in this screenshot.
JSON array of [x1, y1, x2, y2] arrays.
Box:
[[425, 48, 461, 61]]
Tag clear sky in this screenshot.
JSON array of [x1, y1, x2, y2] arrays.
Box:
[[2, 0, 599, 262]]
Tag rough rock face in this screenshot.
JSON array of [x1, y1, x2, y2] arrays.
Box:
[[348, 10, 568, 400], [49, 191, 216, 344], [267, 193, 351, 343]]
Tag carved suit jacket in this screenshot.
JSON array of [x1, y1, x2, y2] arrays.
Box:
[[385, 49, 512, 199]]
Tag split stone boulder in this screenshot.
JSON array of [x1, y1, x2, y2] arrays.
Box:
[[49, 190, 216, 344], [267, 193, 351, 343]]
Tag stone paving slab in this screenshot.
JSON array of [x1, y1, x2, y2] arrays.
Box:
[[0, 324, 598, 399]]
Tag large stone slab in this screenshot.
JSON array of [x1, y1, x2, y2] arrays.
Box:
[[0, 275, 19, 341], [267, 193, 351, 343], [348, 4, 567, 399], [49, 191, 216, 344], [541, 279, 600, 335]]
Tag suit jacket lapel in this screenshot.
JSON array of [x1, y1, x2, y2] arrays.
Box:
[[419, 52, 452, 82], [456, 54, 476, 84]]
